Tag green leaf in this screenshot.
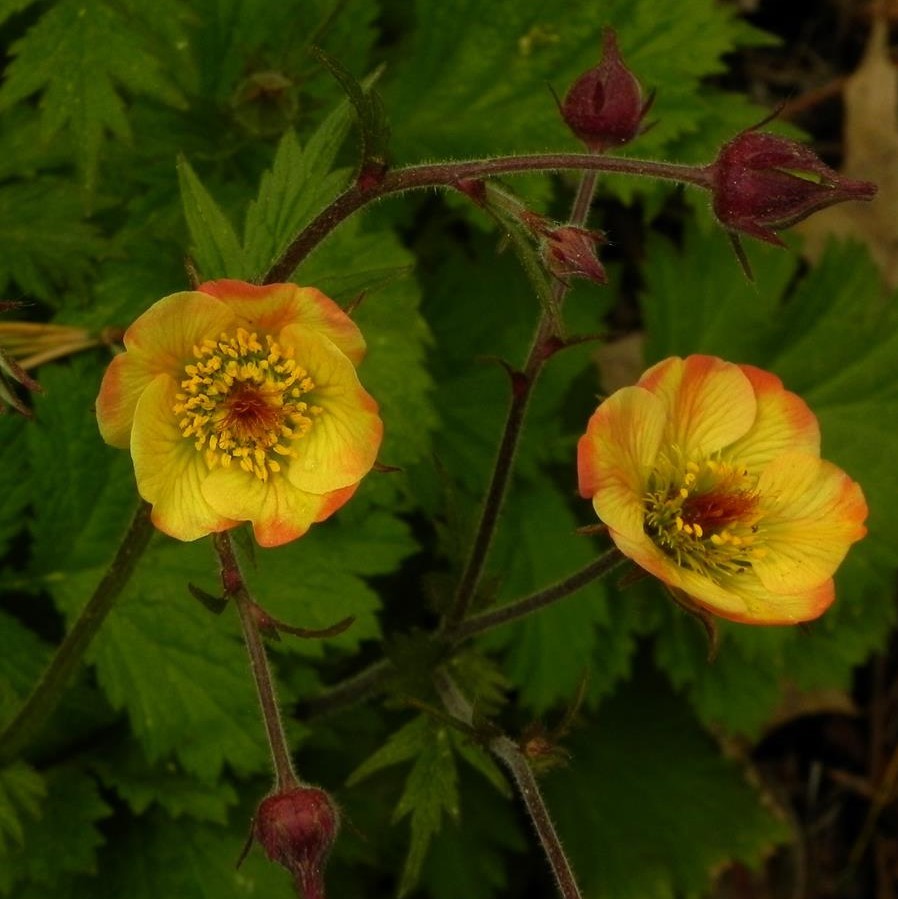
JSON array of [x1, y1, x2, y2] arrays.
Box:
[[0, 766, 111, 896], [0, 179, 104, 303], [545, 670, 788, 899], [26, 357, 136, 575], [177, 157, 247, 280], [348, 714, 462, 895], [0, 0, 186, 185], [0, 414, 29, 557], [482, 485, 637, 712], [0, 762, 44, 854], [90, 742, 238, 823], [421, 774, 526, 899], [393, 720, 459, 896], [50, 540, 268, 781], [73, 807, 295, 899]]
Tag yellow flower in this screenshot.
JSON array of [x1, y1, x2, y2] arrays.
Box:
[[96, 280, 382, 547], [577, 355, 867, 624]]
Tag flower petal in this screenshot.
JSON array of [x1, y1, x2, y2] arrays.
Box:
[[131, 375, 237, 541], [201, 467, 331, 548], [198, 280, 367, 365], [693, 575, 835, 625], [279, 324, 382, 495], [753, 453, 867, 593], [724, 365, 820, 470], [97, 292, 236, 449], [577, 385, 666, 540], [638, 355, 756, 458], [96, 352, 157, 448], [122, 291, 236, 370]]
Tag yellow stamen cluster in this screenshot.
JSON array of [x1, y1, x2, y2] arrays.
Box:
[[173, 328, 321, 481], [643, 451, 765, 579]]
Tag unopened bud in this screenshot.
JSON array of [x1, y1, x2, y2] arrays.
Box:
[[710, 130, 877, 245], [561, 29, 652, 152], [254, 786, 339, 899]]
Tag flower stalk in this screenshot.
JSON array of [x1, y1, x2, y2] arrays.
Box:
[[434, 669, 583, 899], [213, 531, 298, 790]]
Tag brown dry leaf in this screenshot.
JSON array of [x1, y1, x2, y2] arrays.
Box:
[[761, 682, 859, 737], [797, 14, 898, 286]]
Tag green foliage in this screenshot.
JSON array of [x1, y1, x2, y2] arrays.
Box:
[[0, 1, 893, 898], [0, 0, 186, 186], [546, 670, 789, 899]]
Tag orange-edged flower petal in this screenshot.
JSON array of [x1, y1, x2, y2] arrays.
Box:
[[197, 280, 367, 366], [724, 365, 820, 470], [638, 355, 756, 458], [201, 466, 332, 548], [97, 292, 236, 447], [577, 385, 666, 540], [697, 576, 836, 625], [753, 452, 868, 593], [97, 352, 158, 449], [131, 375, 238, 541], [122, 291, 237, 369], [280, 325, 382, 496]]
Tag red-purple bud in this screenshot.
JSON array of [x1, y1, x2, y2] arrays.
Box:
[[561, 29, 652, 152], [710, 130, 877, 245], [543, 225, 608, 285], [254, 786, 339, 899]]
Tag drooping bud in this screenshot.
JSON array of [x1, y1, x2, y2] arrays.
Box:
[[521, 213, 607, 285], [253, 786, 340, 899], [710, 130, 877, 245], [561, 29, 652, 152]]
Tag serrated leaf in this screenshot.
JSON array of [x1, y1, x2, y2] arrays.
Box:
[[482, 486, 636, 712], [0, 0, 186, 185], [50, 540, 268, 781], [0, 766, 111, 896], [545, 670, 788, 899], [421, 774, 526, 899], [242, 125, 351, 278], [177, 157, 247, 280], [393, 720, 459, 896], [0, 179, 104, 303], [0, 762, 44, 853], [26, 357, 136, 575], [90, 742, 238, 823], [347, 715, 432, 786]]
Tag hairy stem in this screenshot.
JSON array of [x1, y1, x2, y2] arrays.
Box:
[[264, 153, 710, 281], [303, 547, 622, 719], [0, 502, 155, 765], [434, 670, 583, 899], [449, 547, 624, 643], [442, 168, 601, 630], [213, 532, 298, 791]]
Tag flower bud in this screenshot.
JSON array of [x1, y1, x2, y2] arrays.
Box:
[[522, 213, 607, 285], [254, 786, 339, 899], [561, 29, 652, 151], [710, 130, 877, 245]]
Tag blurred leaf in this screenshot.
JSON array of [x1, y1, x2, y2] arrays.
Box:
[[0, 766, 111, 896], [545, 669, 789, 899], [0, 414, 30, 557], [421, 773, 526, 899], [90, 742, 238, 823], [0, 180, 104, 303], [0, 0, 186, 185], [73, 806, 295, 899], [0, 762, 44, 854]]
